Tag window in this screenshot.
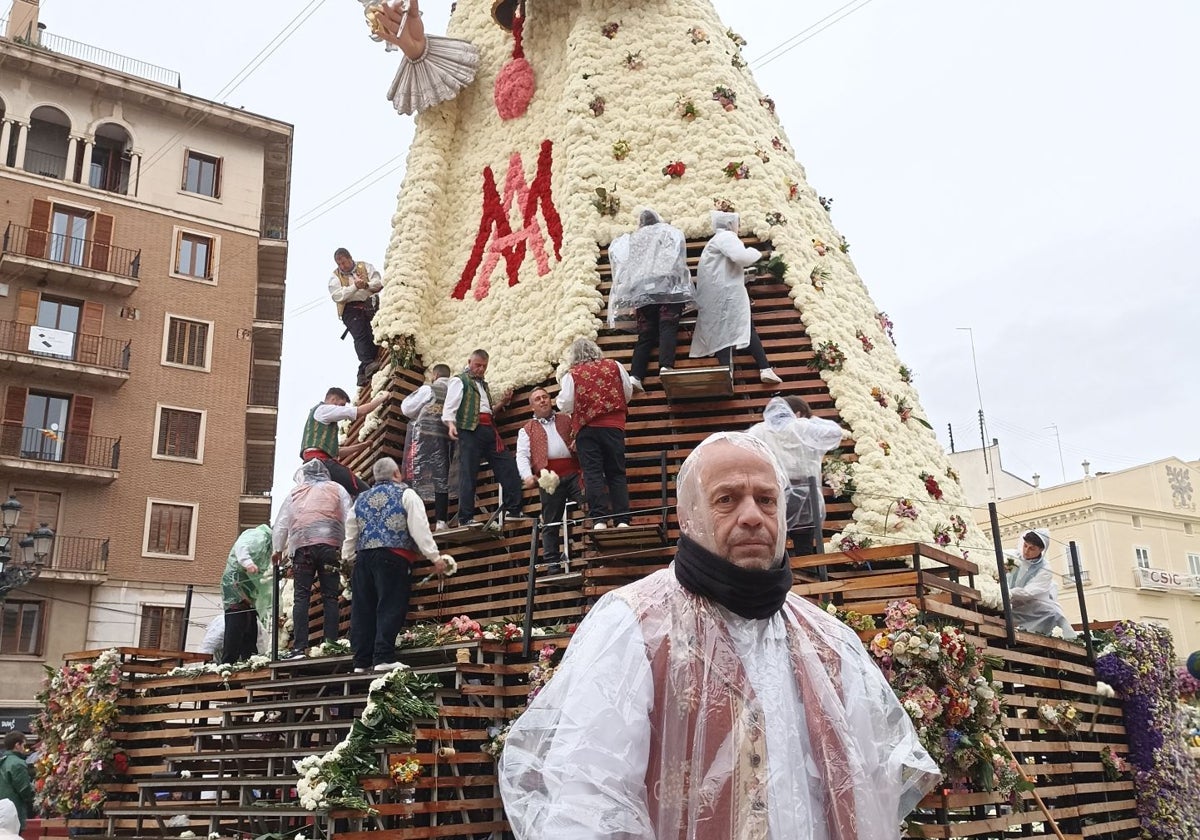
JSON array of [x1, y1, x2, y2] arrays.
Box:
[[175, 232, 213, 279], [138, 605, 184, 650], [35, 295, 83, 361], [144, 500, 197, 559], [162, 315, 211, 370], [20, 391, 70, 462], [182, 151, 221, 198], [1187, 523, 1195, 536], [154, 406, 205, 462], [1135, 546, 1151, 569], [49, 207, 91, 266], [11, 489, 62, 533], [0, 600, 44, 655], [1189, 553, 1200, 578]]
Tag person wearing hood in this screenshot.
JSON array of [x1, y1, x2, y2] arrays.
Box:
[[499, 433, 940, 839], [1007, 529, 1078, 640], [220, 523, 275, 663], [607, 208, 693, 392], [747, 395, 847, 554], [0, 798, 22, 839], [273, 460, 355, 659], [690, 211, 781, 385]]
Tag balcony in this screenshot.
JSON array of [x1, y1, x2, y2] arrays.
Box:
[[260, 213, 288, 241], [0, 424, 120, 483], [0, 319, 130, 388], [1, 222, 141, 296], [22, 147, 67, 180], [254, 288, 285, 324], [30, 534, 109, 582]]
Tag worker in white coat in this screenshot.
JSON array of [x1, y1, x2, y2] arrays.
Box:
[[689, 211, 781, 385]]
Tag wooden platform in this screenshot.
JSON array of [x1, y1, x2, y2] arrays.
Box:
[[659, 363, 734, 401]]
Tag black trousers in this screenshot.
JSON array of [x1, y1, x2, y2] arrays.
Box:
[[350, 548, 413, 668], [456, 424, 523, 523], [715, 324, 770, 370], [539, 473, 585, 563], [303, 454, 366, 498], [631, 303, 684, 379], [575, 426, 631, 525], [341, 303, 377, 376], [222, 602, 259, 664], [291, 544, 342, 652]]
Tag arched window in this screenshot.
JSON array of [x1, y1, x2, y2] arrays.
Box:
[[89, 122, 133, 194], [24, 105, 72, 179]]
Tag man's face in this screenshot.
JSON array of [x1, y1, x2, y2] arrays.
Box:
[[335, 254, 354, 273], [467, 354, 488, 378], [1021, 540, 1043, 561], [683, 442, 781, 570], [529, 390, 553, 418]]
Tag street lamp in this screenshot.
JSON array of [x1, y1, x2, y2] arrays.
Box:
[[0, 496, 55, 599]]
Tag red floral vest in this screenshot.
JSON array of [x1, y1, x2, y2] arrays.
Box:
[[569, 358, 627, 436]]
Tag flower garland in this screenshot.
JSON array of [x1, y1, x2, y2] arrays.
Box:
[[396, 614, 554, 650], [294, 669, 439, 812], [1094, 622, 1200, 838], [33, 649, 124, 815]]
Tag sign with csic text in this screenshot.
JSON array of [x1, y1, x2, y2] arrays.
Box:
[[1134, 566, 1200, 594]]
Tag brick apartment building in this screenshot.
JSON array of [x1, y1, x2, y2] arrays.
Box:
[[0, 0, 291, 722]]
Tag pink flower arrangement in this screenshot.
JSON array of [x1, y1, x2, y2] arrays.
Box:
[[894, 498, 919, 525], [601, 21, 620, 39], [712, 86, 737, 110], [723, 161, 750, 180], [856, 329, 874, 353], [871, 387, 889, 408]]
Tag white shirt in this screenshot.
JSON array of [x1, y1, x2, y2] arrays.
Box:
[[556, 364, 634, 413], [401, 377, 449, 419], [442, 376, 493, 423], [328, 261, 382, 304], [312, 403, 358, 425], [516, 414, 572, 480], [343, 485, 440, 562]]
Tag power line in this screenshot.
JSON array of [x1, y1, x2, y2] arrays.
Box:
[[753, 0, 879, 69]]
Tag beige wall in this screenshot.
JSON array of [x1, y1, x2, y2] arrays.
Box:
[[0, 578, 91, 707], [948, 440, 1036, 507], [982, 458, 1200, 656]]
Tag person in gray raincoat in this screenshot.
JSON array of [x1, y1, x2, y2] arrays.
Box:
[[1007, 528, 1078, 639], [690, 211, 781, 385]]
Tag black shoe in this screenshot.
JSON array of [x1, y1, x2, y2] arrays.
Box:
[[542, 563, 564, 576]]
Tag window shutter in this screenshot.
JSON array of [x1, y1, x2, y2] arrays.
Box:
[[139, 606, 162, 649], [76, 302, 105, 365], [25, 199, 52, 258], [89, 213, 114, 272], [213, 158, 222, 199], [1, 387, 28, 457], [15, 289, 39, 325], [64, 395, 94, 464]]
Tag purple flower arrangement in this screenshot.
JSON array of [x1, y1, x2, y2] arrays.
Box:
[[1094, 622, 1200, 838]]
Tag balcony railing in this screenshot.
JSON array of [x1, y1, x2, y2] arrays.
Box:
[[2, 21, 182, 88], [40, 534, 109, 574], [2, 222, 141, 280], [260, 213, 288, 240], [255, 289, 285, 322], [247, 374, 280, 407], [22, 148, 68, 179], [0, 424, 121, 470], [244, 467, 274, 496], [0, 319, 131, 371]]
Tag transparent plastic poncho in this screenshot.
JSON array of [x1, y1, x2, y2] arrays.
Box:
[[500, 433, 940, 840], [1007, 528, 1078, 639], [274, 460, 353, 553], [607, 209, 694, 328], [747, 397, 846, 529]]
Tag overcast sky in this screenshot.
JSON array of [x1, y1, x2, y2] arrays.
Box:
[[34, 0, 1200, 508]]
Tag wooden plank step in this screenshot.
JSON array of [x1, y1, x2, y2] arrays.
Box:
[[660, 365, 733, 401], [587, 523, 665, 550]]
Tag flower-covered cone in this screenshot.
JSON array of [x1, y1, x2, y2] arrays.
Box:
[[375, 0, 994, 585]]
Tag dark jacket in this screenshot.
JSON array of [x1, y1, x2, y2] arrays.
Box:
[[0, 749, 33, 829]]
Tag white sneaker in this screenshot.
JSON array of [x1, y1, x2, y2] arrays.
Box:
[[659, 367, 673, 374], [435, 520, 449, 532], [353, 667, 367, 674], [616, 522, 630, 529], [373, 661, 410, 673], [592, 522, 608, 531], [759, 368, 782, 385], [630, 377, 645, 393]]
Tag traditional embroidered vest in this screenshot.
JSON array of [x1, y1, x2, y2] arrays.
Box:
[[615, 570, 859, 840], [300, 403, 340, 458], [353, 480, 417, 553], [569, 358, 627, 436], [522, 413, 578, 475], [333, 261, 372, 317], [454, 372, 492, 432]]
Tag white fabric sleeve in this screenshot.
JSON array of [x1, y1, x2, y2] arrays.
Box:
[[1011, 565, 1055, 603], [713, 231, 762, 268], [272, 498, 293, 554], [618, 364, 633, 401], [328, 273, 355, 303], [403, 488, 440, 560], [516, 427, 534, 481], [365, 262, 383, 292], [338, 486, 355, 525], [794, 416, 846, 452], [499, 596, 655, 840], [401, 385, 433, 419], [442, 378, 464, 424], [199, 614, 225, 656], [556, 373, 575, 413], [234, 542, 255, 569], [313, 403, 358, 424], [342, 513, 359, 561]]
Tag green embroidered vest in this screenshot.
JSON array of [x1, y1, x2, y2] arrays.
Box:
[[300, 403, 340, 458], [454, 372, 492, 432]]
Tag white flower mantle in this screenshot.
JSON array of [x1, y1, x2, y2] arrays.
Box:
[[371, 0, 993, 592]]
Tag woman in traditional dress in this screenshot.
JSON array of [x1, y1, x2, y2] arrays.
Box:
[[361, 0, 480, 115]]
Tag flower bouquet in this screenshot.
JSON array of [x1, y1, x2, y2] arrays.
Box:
[[687, 26, 709, 45], [591, 186, 620, 217], [856, 329, 874, 353], [611, 139, 631, 161], [675, 96, 699, 121], [537, 469, 560, 494], [662, 161, 686, 179], [722, 161, 750, 180], [810, 266, 830, 291], [809, 340, 846, 372], [712, 85, 737, 110], [601, 21, 620, 39]]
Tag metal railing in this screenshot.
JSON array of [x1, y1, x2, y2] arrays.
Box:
[[0, 424, 121, 470], [247, 373, 280, 407], [2, 21, 181, 88], [22, 147, 68, 179], [2, 222, 141, 280], [0, 319, 131, 371], [255, 289, 285, 322], [244, 467, 274, 497], [260, 213, 288, 240], [39, 534, 109, 574]]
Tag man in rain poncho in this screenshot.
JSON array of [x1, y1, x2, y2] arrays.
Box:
[[608, 208, 693, 392], [401, 363, 458, 531], [220, 523, 274, 663], [272, 460, 354, 658], [499, 432, 940, 839], [690, 211, 781, 385], [748, 395, 847, 554], [1007, 528, 1078, 640]]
